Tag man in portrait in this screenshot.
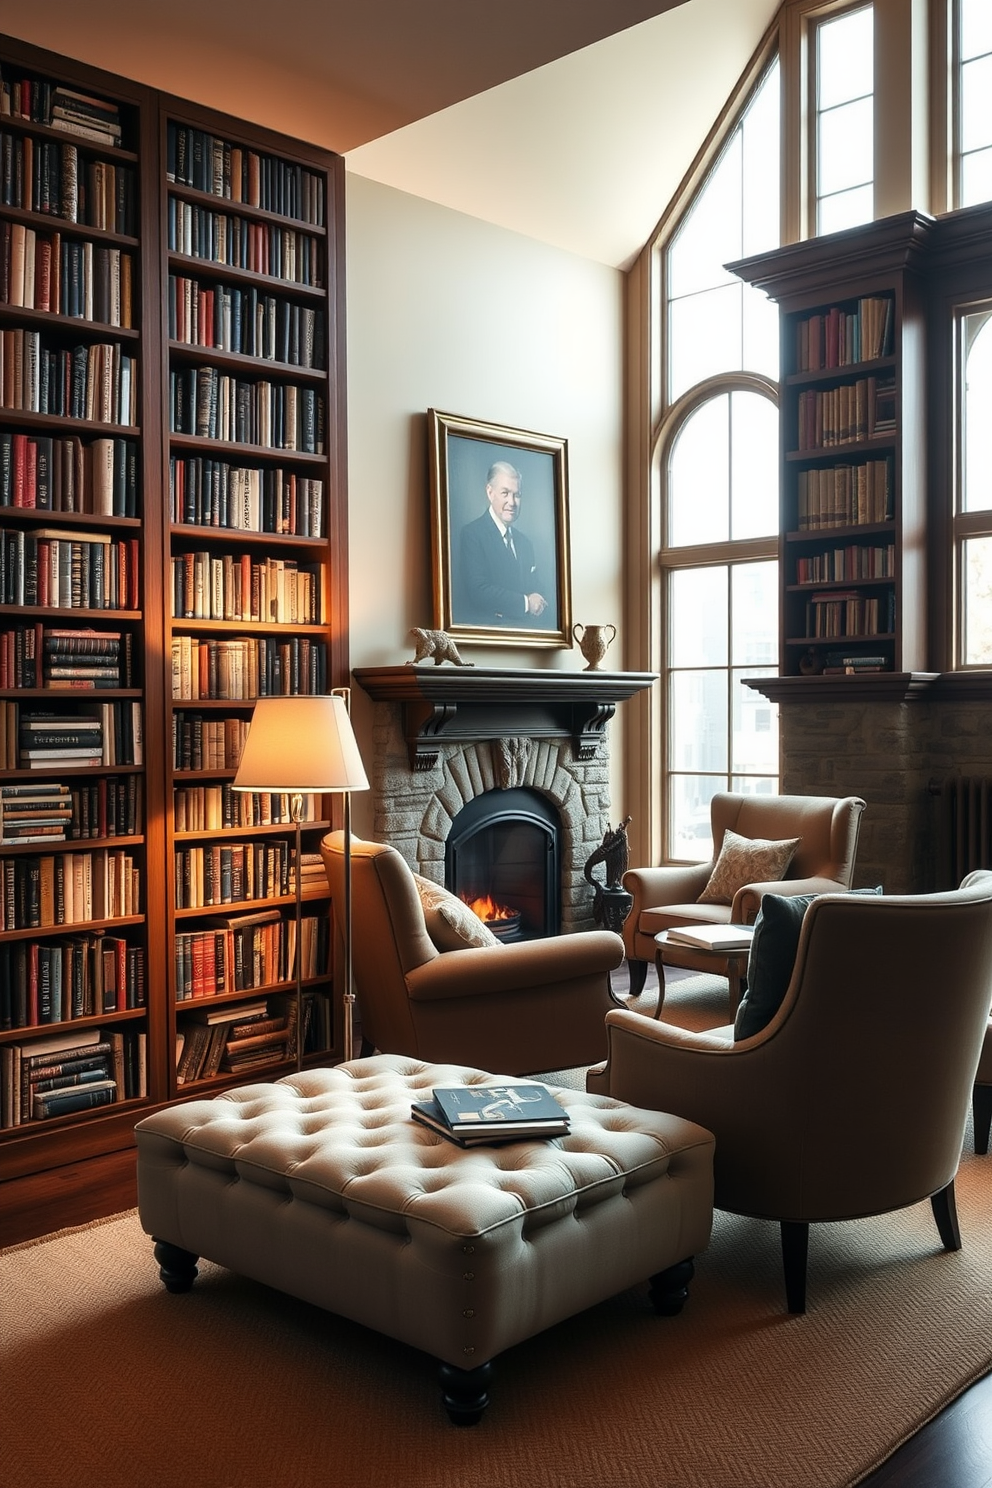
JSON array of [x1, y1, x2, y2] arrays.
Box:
[[456, 460, 553, 627]]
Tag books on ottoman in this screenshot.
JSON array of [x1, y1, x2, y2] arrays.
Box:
[[411, 1082, 570, 1146]]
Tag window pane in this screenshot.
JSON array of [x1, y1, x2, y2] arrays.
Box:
[[731, 562, 779, 664], [732, 668, 779, 776], [818, 183, 874, 235], [669, 775, 719, 861], [962, 55, 992, 153], [962, 0, 992, 61], [668, 134, 742, 299], [670, 566, 728, 666], [669, 399, 730, 548], [741, 59, 781, 259], [730, 396, 779, 540], [669, 284, 744, 401], [963, 536, 992, 663], [731, 773, 779, 797], [742, 280, 780, 381], [670, 670, 729, 772], [962, 311, 992, 513], [818, 7, 873, 110], [962, 146, 992, 207], [818, 97, 874, 196]]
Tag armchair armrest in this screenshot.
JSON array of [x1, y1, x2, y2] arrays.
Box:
[[589, 1007, 760, 1122], [405, 930, 624, 1003], [731, 875, 851, 924], [624, 863, 714, 908]]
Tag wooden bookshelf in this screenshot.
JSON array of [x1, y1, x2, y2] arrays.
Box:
[[0, 33, 348, 1216]]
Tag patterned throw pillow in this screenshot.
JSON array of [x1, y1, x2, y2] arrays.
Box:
[[697, 828, 801, 906], [412, 873, 503, 952]]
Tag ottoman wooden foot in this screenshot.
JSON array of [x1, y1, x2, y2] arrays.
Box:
[[153, 1238, 199, 1293], [649, 1256, 695, 1316], [439, 1360, 493, 1426]]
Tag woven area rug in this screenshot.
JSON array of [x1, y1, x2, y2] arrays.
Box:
[[3, 968, 990, 1488]]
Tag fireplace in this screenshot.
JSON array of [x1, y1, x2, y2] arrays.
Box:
[[445, 787, 561, 941]]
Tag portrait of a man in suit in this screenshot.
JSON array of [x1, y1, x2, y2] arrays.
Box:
[[455, 460, 553, 627]]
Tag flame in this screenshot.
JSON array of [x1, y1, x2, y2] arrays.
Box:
[[462, 893, 518, 923]]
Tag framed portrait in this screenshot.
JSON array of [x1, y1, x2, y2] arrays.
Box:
[[427, 409, 572, 648]]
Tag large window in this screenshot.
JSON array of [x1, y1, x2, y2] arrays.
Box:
[[957, 0, 992, 207], [956, 306, 992, 664], [660, 61, 781, 861], [814, 5, 874, 234]]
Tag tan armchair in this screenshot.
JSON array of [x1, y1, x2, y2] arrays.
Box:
[[320, 832, 625, 1075], [589, 872, 992, 1312], [975, 1018, 992, 1155], [622, 792, 866, 996]]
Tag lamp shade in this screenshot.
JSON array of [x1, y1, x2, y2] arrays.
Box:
[[232, 695, 369, 794]]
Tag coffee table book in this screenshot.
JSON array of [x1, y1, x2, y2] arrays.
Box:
[[411, 1099, 569, 1147], [665, 925, 755, 952]]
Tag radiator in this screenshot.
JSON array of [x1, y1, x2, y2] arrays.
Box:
[[936, 777, 992, 888]]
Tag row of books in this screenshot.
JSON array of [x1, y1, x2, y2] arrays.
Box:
[[795, 296, 894, 372], [168, 199, 322, 287], [174, 909, 328, 1000], [0, 626, 135, 691], [0, 1026, 147, 1128], [167, 124, 325, 226], [0, 132, 135, 232], [0, 330, 137, 425], [1, 846, 141, 930], [0, 528, 140, 610], [176, 998, 297, 1084], [0, 775, 141, 843], [796, 375, 896, 450], [794, 543, 896, 585], [803, 590, 896, 639], [170, 551, 322, 625], [168, 275, 324, 368], [821, 650, 891, 675], [174, 784, 319, 832], [170, 634, 329, 700], [173, 838, 291, 910], [2, 223, 135, 327], [172, 710, 249, 772], [0, 75, 124, 147], [169, 367, 325, 453], [0, 933, 145, 1028], [795, 456, 895, 530], [11, 701, 142, 769], [1, 432, 139, 515], [169, 456, 323, 536]]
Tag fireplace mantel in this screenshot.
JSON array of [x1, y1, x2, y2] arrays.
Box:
[[353, 665, 657, 771]]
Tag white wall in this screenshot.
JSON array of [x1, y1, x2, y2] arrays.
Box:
[[345, 174, 629, 831]]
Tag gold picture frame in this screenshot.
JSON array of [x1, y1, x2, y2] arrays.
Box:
[[428, 409, 572, 648]]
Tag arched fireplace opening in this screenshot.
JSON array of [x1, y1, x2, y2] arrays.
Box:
[[445, 788, 561, 942]]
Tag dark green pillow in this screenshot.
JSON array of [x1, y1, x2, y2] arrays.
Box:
[[734, 887, 882, 1041]]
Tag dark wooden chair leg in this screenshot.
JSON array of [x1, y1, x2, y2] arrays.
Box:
[[438, 1360, 493, 1426], [780, 1220, 809, 1314], [649, 1257, 695, 1315], [627, 958, 648, 998], [153, 1238, 199, 1293], [974, 1085, 992, 1156], [931, 1181, 961, 1251]]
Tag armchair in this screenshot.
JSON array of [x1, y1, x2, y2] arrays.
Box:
[[622, 792, 866, 996], [589, 873, 992, 1312], [320, 832, 625, 1075], [975, 1018, 992, 1155]]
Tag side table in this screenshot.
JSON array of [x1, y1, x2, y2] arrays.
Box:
[[653, 929, 752, 1020]]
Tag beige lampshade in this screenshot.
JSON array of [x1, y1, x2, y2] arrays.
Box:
[[232, 695, 369, 794]]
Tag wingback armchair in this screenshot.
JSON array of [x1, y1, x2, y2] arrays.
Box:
[[320, 832, 625, 1075], [590, 872, 992, 1311], [622, 792, 866, 996]]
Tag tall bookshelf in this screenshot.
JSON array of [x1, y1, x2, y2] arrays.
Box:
[[0, 34, 348, 1229], [731, 211, 932, 681]]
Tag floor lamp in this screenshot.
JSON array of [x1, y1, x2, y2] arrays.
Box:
[[232, 691, 369, 1068]]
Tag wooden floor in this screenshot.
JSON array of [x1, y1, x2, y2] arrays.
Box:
[[859, 1370, 992, 1487]]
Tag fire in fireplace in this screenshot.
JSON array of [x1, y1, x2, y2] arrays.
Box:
[[445, 787, 561, 942]]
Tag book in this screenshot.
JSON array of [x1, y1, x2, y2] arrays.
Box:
[[431, 1082, 570, 1129], [665, 924, 755, 952], [411, 1097, 569, 1147]]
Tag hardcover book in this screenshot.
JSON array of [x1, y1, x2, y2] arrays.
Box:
[[431, 1082, 569, 1127]]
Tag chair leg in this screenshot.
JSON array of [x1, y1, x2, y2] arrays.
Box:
[[931, 1181, 961, 1252], [974, 1085, 992, 1156], [626, 959, 648, 998], [780, 1220, 809, 1314]]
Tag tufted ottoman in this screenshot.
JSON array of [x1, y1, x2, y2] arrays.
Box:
[[135, 1054, 715, 1423]]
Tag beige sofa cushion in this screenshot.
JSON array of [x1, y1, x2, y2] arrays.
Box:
[[413, 873, 503, 951]]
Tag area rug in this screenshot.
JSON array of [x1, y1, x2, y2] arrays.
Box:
[[3, 967, 990, 1488]]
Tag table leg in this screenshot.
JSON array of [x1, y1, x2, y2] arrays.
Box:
[[653, 952, 667, 1019]]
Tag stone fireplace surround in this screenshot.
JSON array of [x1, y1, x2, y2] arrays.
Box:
[[353, 666, 656, 935]]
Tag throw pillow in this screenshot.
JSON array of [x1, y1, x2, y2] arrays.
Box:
[[734, 885, 883, 1041], [412, 873, 503, 952], [697, 828, 801, 906]]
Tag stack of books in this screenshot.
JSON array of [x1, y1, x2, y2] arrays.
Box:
[[666, 924, 754, 952], [0, 782, 72, 843], [49, 87, 122, 149], [411, 1082, 570, 1147], [290, 850, 325, 895], [43, 629, 127, 689], [19, 709, 102, 767]]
